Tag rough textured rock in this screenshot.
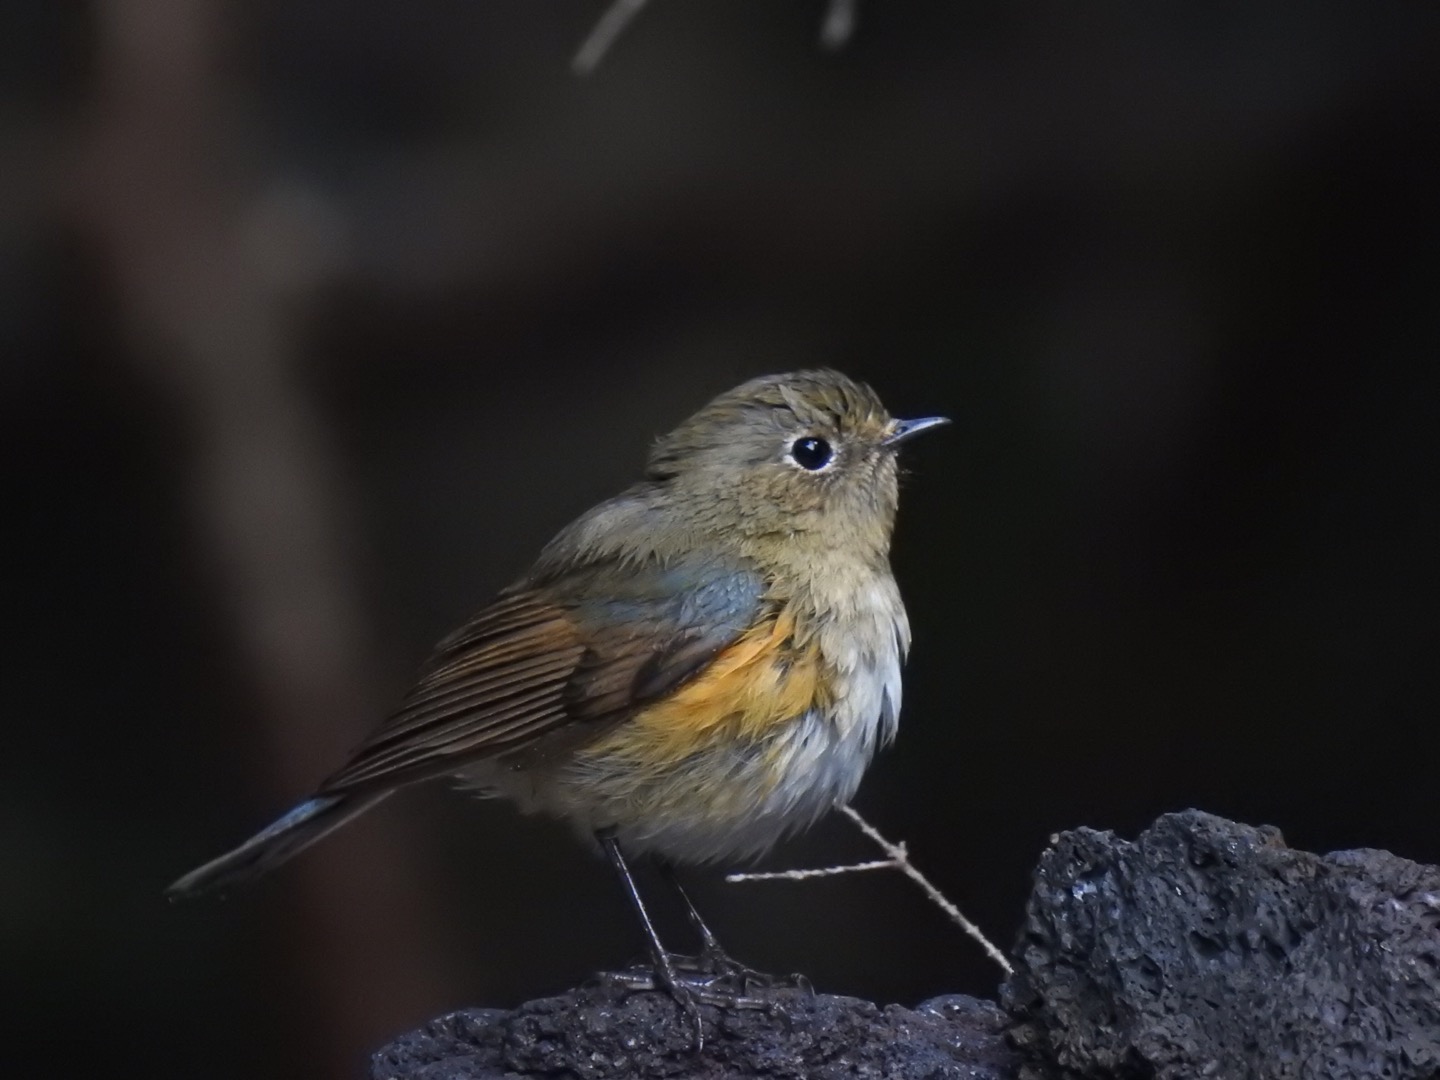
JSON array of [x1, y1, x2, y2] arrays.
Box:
[[370, 984, 1017, 1080], [1002, 810, 1440, 1080]]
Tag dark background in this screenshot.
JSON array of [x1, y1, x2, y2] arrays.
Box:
[[3, 3, 1438, 1078]]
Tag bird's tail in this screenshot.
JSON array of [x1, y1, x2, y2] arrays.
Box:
[[166, 791, 389, 899]]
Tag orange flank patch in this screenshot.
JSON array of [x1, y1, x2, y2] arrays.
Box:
[[590, 607, 826, 767]]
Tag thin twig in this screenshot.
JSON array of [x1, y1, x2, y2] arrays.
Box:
[[572, 0, 653, 76], [838, 805, 1013, 974], [727, 857, 899, 883], [726, 805, 1013, 975], [819, 0, 861, 51]]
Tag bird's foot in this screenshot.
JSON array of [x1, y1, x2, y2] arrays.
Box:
[[599, 956, 773, 1009], [675, 946, 814, 997], [596, 954, 785, 1050]]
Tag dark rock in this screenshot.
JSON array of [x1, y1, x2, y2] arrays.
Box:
[[370, 983, 1018, 1080], [1001, 810, 1440, 1080]]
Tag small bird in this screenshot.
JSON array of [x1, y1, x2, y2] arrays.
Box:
[[170, 369, 946, 1019]]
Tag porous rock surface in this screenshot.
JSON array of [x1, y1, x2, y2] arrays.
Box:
[[371, 985, 1016, 1080], [1002, 810, 1440, 1080]]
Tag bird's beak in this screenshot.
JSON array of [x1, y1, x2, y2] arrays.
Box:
[[882, 416, 950, 447]]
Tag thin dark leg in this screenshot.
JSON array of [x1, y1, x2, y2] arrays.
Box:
[[657, 859, 813, 995], [597, 830, 705, 1044], [656, 860, 725, 958], [599, 830, 678, 983]]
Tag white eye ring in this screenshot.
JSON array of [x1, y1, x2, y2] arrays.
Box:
[[785, 435, 835, 471]]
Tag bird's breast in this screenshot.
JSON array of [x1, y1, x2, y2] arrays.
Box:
[[808, 568, 909, 749]]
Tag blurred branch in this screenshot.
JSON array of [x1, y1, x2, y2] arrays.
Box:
[[820, 0, 861, 51], [572, 0, 652, 76], [727, 805, 1014, 975], [573, 0, 862, 76], [71, 1, 456, 1074]]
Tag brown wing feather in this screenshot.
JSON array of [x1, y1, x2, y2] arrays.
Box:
[[317, 559, 768, 794], [319, 592, 587, 792]]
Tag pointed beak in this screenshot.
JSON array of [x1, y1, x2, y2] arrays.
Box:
[[882, 415, 950, 447]]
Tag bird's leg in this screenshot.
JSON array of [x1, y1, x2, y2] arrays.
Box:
[[655, 860, 726, 965], [656, 860, 812, 996], [597, 830, 705, 1044]]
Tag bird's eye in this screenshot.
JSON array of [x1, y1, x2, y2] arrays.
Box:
[[788, 436, 833, 471]]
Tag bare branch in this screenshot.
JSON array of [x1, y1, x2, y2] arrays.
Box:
[[727, 858, 899, 883], [726, 805, 1014, 975], [572, 0, 653, 77], [838, 806, 1013, 974]]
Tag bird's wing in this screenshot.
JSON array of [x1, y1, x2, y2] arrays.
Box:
[[317, 558, 767, 793]]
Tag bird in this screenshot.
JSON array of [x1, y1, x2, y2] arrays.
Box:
[[169, 369, 947, 1022]]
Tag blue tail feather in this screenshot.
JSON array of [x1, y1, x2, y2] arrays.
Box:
[[166, 791, 388, 899]]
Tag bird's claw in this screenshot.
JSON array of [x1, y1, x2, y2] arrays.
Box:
[[596, 953, 791, 1050], [678, 947, 814, 997]]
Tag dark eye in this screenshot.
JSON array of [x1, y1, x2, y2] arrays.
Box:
[[789, 436, 833, 471]]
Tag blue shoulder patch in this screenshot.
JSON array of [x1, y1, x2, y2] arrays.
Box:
[[676, 565, 766, 639]]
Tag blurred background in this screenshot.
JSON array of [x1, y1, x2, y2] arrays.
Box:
[[4, 2, 1439, 1077]]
